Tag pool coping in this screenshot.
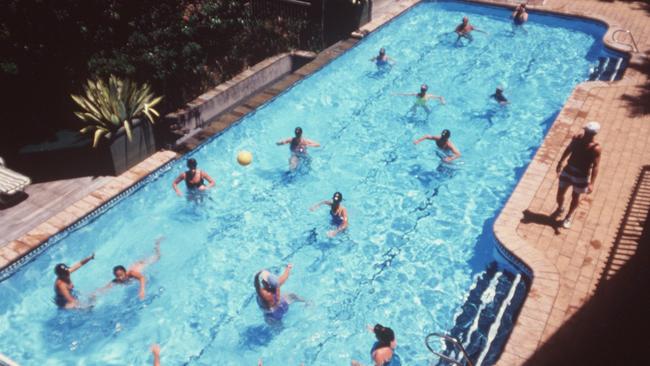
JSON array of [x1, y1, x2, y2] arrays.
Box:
[[0, 0, 645, 365]]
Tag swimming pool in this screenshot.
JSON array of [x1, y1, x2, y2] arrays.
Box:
[[0, 1, 614, 365]]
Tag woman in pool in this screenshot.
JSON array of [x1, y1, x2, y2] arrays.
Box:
[[491, 86, 509, 105], [95, 237, 162, 300], [395, 84, 445, 114], [172, 158, 215, 197], [310, 191, 349, 237], [276, 127, 320, 171], [254, 264, 303, 324], [351, 324, 398, 366], [53, 253, 95, 309], [370, 48, 395, 67], [414, 129, 461, 163], [512, 4, 528, 26]]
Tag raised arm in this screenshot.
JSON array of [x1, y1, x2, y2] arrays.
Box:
[[172, 173, 185, 196], [276, 137, 292, 145], [277, 263, 293, 287], [309, 200, 331, 211], [304, 139, 320, 147], [413, 135, 435, 145], [69, 253, 94, 273]]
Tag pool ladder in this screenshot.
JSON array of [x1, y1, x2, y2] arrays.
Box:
[[425, 333, 474, 366], [612, 29, 639, 53]]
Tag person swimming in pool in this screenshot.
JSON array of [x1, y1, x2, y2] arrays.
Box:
[[370, 48, 395, 67], [454, 16, 486, 44], [95, 237, 162, 300], [512, 4, 528, 26], [53, 253, 95, 309], [395, 84, 445, 114], [310, 191, 349, 237], [414, 129, 461, 163], [491, 86, 509, 105], [351, 324, 399, 366], [172, 158, 215, 197], [276, 127, 320, 171], [254, 264, 304, 324]]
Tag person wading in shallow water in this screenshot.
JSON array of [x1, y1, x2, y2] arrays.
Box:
[[553, 121, 602, 229], [172, 158, 215, 197]]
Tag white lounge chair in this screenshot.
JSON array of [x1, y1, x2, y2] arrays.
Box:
[[0, 157, 31, 203]]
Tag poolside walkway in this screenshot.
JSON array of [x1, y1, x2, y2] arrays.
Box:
[[487, 0, 650, 364]]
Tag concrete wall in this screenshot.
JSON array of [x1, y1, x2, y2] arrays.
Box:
[[165, 51, 316, 144]]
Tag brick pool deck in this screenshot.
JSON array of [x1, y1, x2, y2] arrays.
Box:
[[0, 0, 649, 365]]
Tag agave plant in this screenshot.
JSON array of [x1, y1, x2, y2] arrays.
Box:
[[71, 75, 163, 147]]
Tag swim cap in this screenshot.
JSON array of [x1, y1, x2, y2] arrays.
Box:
[[187, 158, 197, 169], [260, 270, 279, 289], [420, 84, 428, 92], [584, 121, 600, 134], [441, 129, 451, 139], [295, 127, 303, 137], [54, 263, 69, 277]]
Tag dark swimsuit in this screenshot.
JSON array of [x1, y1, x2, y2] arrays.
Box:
[[514, 14, 525, 25], [185, 170, 205, 190], [256, 292, 289, 323], [54, 283, 75, 308], [330, 208, 344, 226]]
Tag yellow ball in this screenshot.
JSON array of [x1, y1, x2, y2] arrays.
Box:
[[237, 150, 253, 166]]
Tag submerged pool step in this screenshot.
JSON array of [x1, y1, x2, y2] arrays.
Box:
[[434, 263, 528, 366], [588, 57, 626, 82]]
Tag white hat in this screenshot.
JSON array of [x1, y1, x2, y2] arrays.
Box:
[[584, 121, 600, 134]]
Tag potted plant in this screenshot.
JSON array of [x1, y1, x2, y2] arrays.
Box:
[[71, 75, 163, 175]]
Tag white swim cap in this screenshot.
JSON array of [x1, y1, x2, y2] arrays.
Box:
[[584, 121, 600, 134]]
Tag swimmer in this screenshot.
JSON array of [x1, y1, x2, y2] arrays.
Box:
[[95, 237, 162, 300], [310, 191, 349, 237], [491, 86, 509, 105], [414, 129, 461, 163], [254, 264, 304, 324], [454, 16, 486, 44], [395, 84, 445, 114], [151, 344, 161, 366], [351, 324, 398, 366], [370, 48, 395, 66], [172, 158, 215, 197], [276, 127, 320, 171], [512, 4, 528, 25], [53, 253, 95, 309]]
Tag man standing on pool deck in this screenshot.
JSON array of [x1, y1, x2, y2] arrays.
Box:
[[553, 121, 602, 229]]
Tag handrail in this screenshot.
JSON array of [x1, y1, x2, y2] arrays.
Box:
[[0, 353, 20, 366], [425, 333, 474, 366], [612, 29, 639, 53]]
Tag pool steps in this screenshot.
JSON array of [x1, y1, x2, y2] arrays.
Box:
[[433, 262, 528, 366], [588, 56, 626, 82]]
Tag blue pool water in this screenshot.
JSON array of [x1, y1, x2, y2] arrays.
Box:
[[0, 1, 612, 365]]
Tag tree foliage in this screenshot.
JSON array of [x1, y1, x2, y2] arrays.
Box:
[[0, 0, 305, 150]]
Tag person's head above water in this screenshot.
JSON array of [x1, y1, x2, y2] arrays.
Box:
[[294, 127, 303, 138], [373, 324, 395, 348], [259, 270, 279, 291], [379, 48, 386, 56], [113, 265, 128, 282], [418, 84, 428, 97], [332, 192, 343, 203], [462, 16, 469, 24], [54, 263, 70, 280], [441, 129, 451, 141], [496, 86, 504, 95], [187, 158, 198, 170]]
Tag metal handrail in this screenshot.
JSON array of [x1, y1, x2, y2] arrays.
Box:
[[425, 333, 474, 366], [612, 29, 639, 53]]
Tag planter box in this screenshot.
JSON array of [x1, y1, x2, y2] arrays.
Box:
[[101, 119, 156, 175]]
